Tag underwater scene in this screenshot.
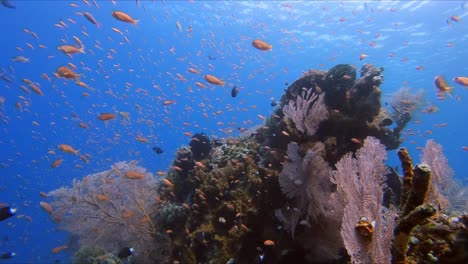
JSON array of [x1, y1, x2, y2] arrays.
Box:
[[0, 0, 467, 263]]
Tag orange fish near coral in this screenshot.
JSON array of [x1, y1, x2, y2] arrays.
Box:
[[40, 201, 53, 214], [124, 171, 144, 179], [434, 75, 453, 98], [56, 66, 81, 80], [203, 74, 225, 86], [453, 77, 468, 87], [58, 144, 79, 155], [112, 11, 138, 25], [252, 39, 272, 51], [51, 245, 68, 254]]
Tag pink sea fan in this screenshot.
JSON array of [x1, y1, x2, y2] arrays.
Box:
[[283, 89, 328, 136], [332, 136, 396, 264], [421, 139, 467, 212], [278, 141, 334, 235]]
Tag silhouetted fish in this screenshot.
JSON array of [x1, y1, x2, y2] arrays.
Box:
[[153, 147, 164, 154], [1, 0, 15, 8], [231, 86, 239, 98]]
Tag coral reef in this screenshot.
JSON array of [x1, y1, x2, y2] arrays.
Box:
[[72, 246, 122, 264], [151, 64, 466, 264], [48, 64, 467, 264], [156, 137, 285, 263]]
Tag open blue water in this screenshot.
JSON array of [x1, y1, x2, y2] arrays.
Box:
[[0, 1, 467, 263]]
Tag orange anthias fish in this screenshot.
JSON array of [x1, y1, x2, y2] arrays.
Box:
[[203, 74, 225, 86], [252, 39, 272, 51], [56, 66, 81, 80], [58, 144, 79, 155], [57, 45, 84, 55], [453, 77, 468, 87], [51, 245, 68, 254], [98, 113, 116, 121], [112, 11, 138, 25], [124, 171, 145, 179], [50, 159, 63, 168], [40, 201, 53, 214], [434, 75, 453, 98]]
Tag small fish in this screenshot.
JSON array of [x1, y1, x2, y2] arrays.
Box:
[[81, 11, 101, 27], [119, 111, 130, 119], [112, 11, 138, 25], [57, 45, 84, 55], [56, 66, 81, 80], [271, 101, 278, 107], [0, 207, 17, 222], [231, 86, 239, 98], [0, 252, 15, 260], [152, 147, 164, 154], [124, 171, 144, 179], [50, 159, 63, 168], [175, 20, 182, 32], [117, 247, 134, 259], [98, 113, 116, 121], [11, 55, 29, 63], [434, 75, 453, 97], [39, 201, 53, 214], [453, 77, 468, 87], [1, 0, 15, 9], [203, 74, 225, 86], [252, 39, 272, 51], [58, 144, 79, 155], [359, 54, 368, 60], [51, 245, 68, 254], [451, 15, 461, 22]]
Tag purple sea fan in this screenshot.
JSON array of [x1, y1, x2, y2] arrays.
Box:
[[277, 141, 335, 235], [283, 89, 328, 136], [332, 136, 396, 264], [421, 139, 467, 212]]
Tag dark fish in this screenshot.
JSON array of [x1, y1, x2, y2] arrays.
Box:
[[0, 206, 16, 222], [82, 12, 100, 27], [152, 147, 164, 154], [231, 86, 239, 98], [207, 55, 216, 60], [1, 0, 15, 8], [117, 247, 134, 259], [270, 101, 278, 107], [0, 252, 15, 259]]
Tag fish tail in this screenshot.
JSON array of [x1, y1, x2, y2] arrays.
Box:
[[80, 46, 86, 54], [133, 20, 139, 26]]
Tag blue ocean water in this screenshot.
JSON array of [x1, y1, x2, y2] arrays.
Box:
[[0, 1, 466, 263]]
